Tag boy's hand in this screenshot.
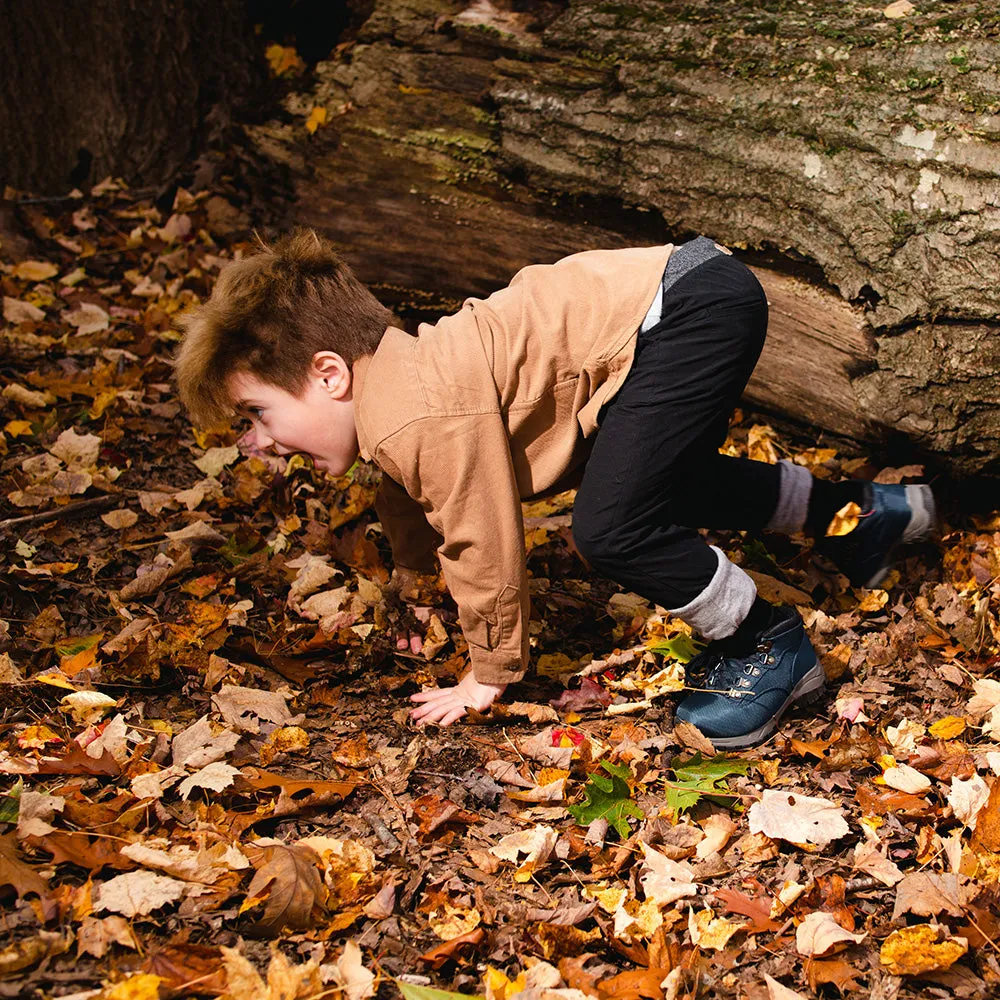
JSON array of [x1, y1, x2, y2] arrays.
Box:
[[410, 674, 507, 727], [385, 567, 441, 655]]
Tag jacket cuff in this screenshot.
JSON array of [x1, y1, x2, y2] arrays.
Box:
[[469, 650, 525, 686]]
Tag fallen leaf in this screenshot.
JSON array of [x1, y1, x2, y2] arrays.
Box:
[[94, 871, 186, 917], [747, 790, 849, 849], [882, 762, 932, 793], [242, 840, 328, 932], [892, 872, 974, 920], [763, 975, 808, 1000], [879, 924, 968, 976], [640, 844, 698, 906], [490, 825, 558, 882], [688, 907, 746, 951], [11, 260, 59, 281], [948, 774, 990, 828], [795, 910, 866, 956]]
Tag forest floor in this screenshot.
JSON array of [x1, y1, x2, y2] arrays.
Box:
[[1, 178, 1000, 1000]]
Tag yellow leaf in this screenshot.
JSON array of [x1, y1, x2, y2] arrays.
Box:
[[688, 907, 747, 950], [259, 725, 310, 766], [747, 424, 779, 464], [536, 652, 576, 678], [857, 589, 889, 612], [485, 966, 527, 1000], [17, 724, 63, 749], [826, 501, 861, 537], [305, 106, 329, 134], [398, 84, 432, 95], [265, 43, 305, 77], [880, 924, 968, 975], [104, 974, 164, 1000], [4, 420, 33, 437], [429, 904, 481, 941], [11, 260, 59, 282], [929, 716, 967, 740], [33, 672, 79, 691]]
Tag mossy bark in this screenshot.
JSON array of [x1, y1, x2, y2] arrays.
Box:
[[254, 0, 1000, 474]]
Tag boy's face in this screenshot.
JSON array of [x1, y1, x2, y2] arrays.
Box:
[[230, 355, 359, 475]]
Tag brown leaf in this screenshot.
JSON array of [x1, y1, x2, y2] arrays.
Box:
[[892, 873, 975, 920], [242, 841, 328, 933], [819, 729, 881, 771], [418, 927, 485, 969], [33, 744, 121, 777], [559, 953, 602, 995], [712, 887, 780, 933], [673, 720, 716, 755], [143, 942, 229, 995], [0, 832, 49, 900], [25, 831, 138, 874], [855, 785, 934, 819], [972, 777, 1000, 852], [411, 793, 480, 836], [805, 957, 865, 993], [597, 968, 669, 1000], [242, 769, 357, 822]]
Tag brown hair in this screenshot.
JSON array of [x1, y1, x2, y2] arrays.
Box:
[[173, 229, 393, 426]]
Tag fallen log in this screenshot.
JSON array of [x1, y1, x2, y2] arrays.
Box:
[[247, 0, 1000, 474]]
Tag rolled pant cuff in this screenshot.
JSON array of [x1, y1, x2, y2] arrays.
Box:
[[668, 545, 758, 640], [766, 459, 813, 535]]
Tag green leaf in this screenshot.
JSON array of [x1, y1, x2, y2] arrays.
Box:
[[662, 753, 751, 818], [567, 759, 644, 838], [647, 634, 702, 663], [396, 981, 484, 1000], [0, 778, 24, 824], [54, 633, 102, 658]]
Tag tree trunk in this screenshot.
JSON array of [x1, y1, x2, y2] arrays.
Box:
[[248, 0, 1000, 475], [0, 0, 259, 195]]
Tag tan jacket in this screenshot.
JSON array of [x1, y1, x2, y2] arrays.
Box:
[[352, 244, 676, 685]]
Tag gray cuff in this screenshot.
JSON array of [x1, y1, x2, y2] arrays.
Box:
[[766, 459, 814, 535], [668, 546, 757, 640]]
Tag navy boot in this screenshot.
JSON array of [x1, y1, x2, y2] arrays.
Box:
[[817, 482, 936, 588], [675, 605, 825, 749]]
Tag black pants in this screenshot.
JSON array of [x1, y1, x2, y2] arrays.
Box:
[[573, 247, 781, 610]]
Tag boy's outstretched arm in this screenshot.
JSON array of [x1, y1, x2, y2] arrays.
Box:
[[373, 413, 529, 725]]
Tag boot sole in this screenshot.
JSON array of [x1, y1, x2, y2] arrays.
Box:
[[706, 661, 827, 750]]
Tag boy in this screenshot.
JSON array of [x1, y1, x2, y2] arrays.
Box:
[[174, 231, 935, 748]]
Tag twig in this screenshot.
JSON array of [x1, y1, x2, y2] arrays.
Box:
[[364, 812, 402, 852], [0, 495, 121, 533]]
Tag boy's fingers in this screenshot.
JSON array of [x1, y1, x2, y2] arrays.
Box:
[[409, 634, 423, 654]]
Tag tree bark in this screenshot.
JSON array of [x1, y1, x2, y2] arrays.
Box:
[[249, 0, 1000, 475], [0, 0, 259, 195]]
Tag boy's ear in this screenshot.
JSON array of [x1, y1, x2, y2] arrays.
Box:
[[310, 351, 352, 399]]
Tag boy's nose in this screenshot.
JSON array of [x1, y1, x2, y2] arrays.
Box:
[[239, 426, 273, 453]]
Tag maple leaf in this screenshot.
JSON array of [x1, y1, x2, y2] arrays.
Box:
[[567, 760, 643, 838], [662, 753, 750, 818]]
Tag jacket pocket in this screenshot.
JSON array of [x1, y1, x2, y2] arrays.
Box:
[[463, 585, 521, 654]]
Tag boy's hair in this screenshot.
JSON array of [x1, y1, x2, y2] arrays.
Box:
[[173, 229, 393, 426]]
